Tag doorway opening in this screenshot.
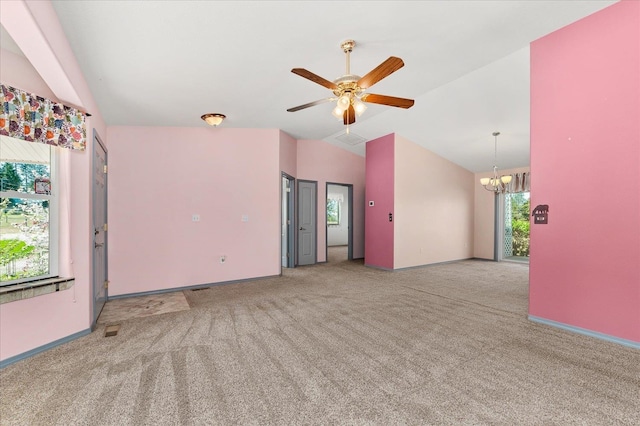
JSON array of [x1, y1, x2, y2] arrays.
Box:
[[497, 191, 530, 263], [281, 173, 295, 268], [326, 182, 353, 264]]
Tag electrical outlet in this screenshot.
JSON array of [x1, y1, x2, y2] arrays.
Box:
[[220, 255, 226, 264], [192, 214, 200, 222]]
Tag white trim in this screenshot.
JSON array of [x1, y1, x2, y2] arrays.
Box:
[[0, 190, 51, 200]]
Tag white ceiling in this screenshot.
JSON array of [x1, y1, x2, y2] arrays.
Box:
[[4, 1, 617, 172]]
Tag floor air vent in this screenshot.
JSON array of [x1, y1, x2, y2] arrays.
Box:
[[104, 324, 121, 337]]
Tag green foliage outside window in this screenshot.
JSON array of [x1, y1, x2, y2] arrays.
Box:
[[0, 239, 36, 280], [510, 193, 530, 257], [327, 199, 340, 225]]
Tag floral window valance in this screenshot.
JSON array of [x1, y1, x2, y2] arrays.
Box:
[[1, 83, 87, 151]]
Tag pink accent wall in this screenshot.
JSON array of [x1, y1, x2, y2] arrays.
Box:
[[1, 0, 105, 361], [529, 0, 640, 342], [473, 166, 530, 260], [394, 135, 474, 268], [296, 139, 366, 261], [279, 131, 297, 178], [364, 134, 395, 269], [107, 127, 281, 296]]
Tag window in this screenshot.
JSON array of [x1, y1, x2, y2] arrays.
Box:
[[0, 135, 58, 285], [327, 199, 340, 225]]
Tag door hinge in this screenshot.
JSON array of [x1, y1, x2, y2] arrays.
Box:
[[103, 165, 108, 174], [104, 280, 109, 289], [103, 223, 108, 232]]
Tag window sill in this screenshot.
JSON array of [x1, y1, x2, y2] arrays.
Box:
[[0, 277, 75, 304]]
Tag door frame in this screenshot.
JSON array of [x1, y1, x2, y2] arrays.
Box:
[[92, 130, 108, 329], [296, 179, 317, 266], [325, 182, 353, 261], [281, 173, 295, 269], [494, 193, 503, 261]]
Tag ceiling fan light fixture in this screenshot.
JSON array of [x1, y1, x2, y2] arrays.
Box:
[[201, 113, 226, 127], [337, 93, 351, 110], [353, 98, 367, 116], [287, 39, 414, 130]]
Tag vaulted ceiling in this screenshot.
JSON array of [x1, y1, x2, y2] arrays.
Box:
[[2, 1, 617, 172]]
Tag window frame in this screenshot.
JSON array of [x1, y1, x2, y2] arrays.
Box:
[[0, 138, 59, 286]]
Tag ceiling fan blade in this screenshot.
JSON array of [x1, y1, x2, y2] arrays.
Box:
[[287, 98, 333, 112], [291, 68, 338, 90], [343, 104, 356, 125], [361, 93, 414, 109], [357, 57, 404, 89]]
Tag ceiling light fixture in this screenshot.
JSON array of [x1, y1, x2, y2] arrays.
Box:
[[480, 131, 512, 193], [201, 113, 226, 127], [287, 39, 413, 136]]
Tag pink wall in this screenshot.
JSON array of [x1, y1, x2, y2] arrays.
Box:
[[1, 0, 105, 361], [364, 134, 395, 269], [474, 166, 530, 259], [296, 139, 366, 261], [279, 131, 297, 178], [394, 135, 474, 268], [107, 127, 281, 296], [529, 0, 639, 343]]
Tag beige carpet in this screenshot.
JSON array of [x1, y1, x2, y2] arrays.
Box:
[[1, 259, 638, 425], [327, 245, 348, 263]]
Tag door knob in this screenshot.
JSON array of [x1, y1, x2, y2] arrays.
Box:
[[299, 227, 306, 231]]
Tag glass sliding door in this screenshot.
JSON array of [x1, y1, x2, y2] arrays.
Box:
[[502, 192, 530, 262]]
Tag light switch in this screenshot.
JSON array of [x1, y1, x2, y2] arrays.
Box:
[[242, 215, 249, 222]]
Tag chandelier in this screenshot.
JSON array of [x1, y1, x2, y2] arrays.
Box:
[[479, 131, 512, 193]]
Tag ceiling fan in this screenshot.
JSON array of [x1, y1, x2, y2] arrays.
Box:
[[287, 40, 414, 128]]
